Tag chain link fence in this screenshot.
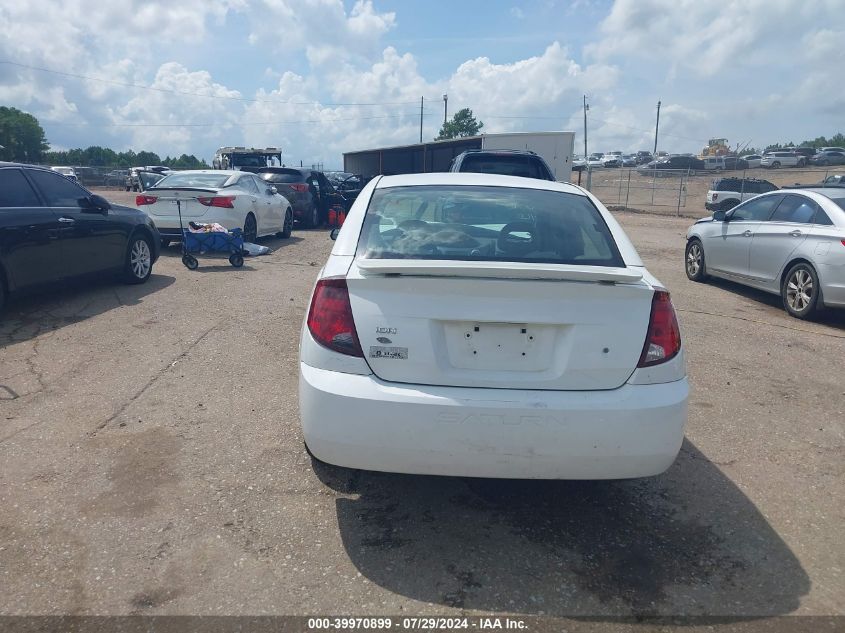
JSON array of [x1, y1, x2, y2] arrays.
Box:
[[577, 166, 842, 218]]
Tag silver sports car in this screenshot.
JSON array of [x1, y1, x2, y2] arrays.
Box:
[[685, 186, 845, 319]]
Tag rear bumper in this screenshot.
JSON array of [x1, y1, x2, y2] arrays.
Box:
[[143, 209, 239, 235], [820, 264, 845, 308], [299, 364, 689, 479]]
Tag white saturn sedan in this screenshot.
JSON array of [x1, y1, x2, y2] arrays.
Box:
[[299, 173, 688, 479], [136, 170, 293, 247]]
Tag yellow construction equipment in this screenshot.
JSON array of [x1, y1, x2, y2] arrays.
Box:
[[702, 138, 731, 156]]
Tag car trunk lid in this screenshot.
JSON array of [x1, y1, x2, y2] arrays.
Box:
[[141, 188, 217, 218], [346, 260, 654, 390]]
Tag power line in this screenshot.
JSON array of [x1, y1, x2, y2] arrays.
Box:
[[41, 113, 435, 128], [0, 60, 425, 107]]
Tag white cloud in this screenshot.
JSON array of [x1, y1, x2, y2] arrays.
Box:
[[587, 0, 844, 76], [510, 7, 525, 19], [107, 63, 243, 154], [3, 0, 840, 165], [447, 42, 618, 128], [247, 0, 396, 66]]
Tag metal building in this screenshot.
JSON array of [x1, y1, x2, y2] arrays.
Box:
[[343, 131, 575, 181]]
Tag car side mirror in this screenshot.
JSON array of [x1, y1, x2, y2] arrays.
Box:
[[713, 210, 727, 222], [80, 194, 111, 213], [268, 186, 277, 195], [330, 227, 340, 241]]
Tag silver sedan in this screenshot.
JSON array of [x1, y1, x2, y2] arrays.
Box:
[[685, 187, 845, 319]]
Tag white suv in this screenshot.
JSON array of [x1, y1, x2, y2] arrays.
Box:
[[761, 151, 806, 168]]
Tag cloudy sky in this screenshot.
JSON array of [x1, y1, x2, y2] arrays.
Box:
[[1, 0, 842, 168]]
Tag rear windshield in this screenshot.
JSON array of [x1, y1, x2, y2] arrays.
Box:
[[459, 154, 550, 179], [153, 173, 230, 188], [357, 185, 624, 267], [230, 154, 270, 167], [258, 170, 304, 183]]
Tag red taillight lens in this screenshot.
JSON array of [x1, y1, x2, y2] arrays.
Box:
[[136, 195, 157, 206], [288, 183, 309, 193], [196, 196, 235, 208], [307, 278, 363, 357], [638, 290, 681, 367]]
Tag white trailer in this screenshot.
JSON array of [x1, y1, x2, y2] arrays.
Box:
[[480, 132, 574, 182]]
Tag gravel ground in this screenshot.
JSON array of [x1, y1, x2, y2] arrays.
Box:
[[1, 200, 843, 620]]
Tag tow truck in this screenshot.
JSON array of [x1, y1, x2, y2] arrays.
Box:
[[212, 147, 283, 172]]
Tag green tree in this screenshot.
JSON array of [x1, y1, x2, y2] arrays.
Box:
[[135, 150, 162, 165], [163, 154, 208, 169], [436, 108, 484, 140], [0, 106, 49, 162]]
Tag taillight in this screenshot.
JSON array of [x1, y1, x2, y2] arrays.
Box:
[[196, 196, 235, 208], [288, 183, 309, 193], [638, 290, 681, 367], [307, 278, 363, 357], [136, 195, 157, 206]]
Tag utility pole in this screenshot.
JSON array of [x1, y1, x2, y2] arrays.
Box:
[[653, 100, 661, 156], [420, 96, 424, 143], [583, 95, 591, 191], [443, 94, 448, 126], [582, 95, 589, 159]]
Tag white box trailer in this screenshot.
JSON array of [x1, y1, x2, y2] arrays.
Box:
[[343, 131, 575, 182], [479, 132, 574, 182]]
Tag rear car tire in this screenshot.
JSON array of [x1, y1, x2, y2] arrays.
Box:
[[782, 263, 822, 320], [123, 234, 153, 284], [685, 239, 708, 282], [277, 209, 293, 239], [243, 213, 257, 243]]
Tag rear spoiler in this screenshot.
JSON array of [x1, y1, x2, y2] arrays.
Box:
[[145, 187, 219, 194], [355, 259, 643, 283]]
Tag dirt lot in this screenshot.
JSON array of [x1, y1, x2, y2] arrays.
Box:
[[1, 196, 843, 620], [586, 167, 842, 217]]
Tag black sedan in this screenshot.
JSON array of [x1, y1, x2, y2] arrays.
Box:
[[0, 163, 160, 312], [637, 155, 705, 175]]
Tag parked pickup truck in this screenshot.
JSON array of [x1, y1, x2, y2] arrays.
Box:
[[705, 177, 778, 211]]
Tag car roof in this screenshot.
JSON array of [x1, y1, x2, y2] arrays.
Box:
[[782, 185, 845, 195], [458, 149, 539, 157], [374, 172, 578, 193], [257, 167, 306, 174], [164, 169, 243, 176], [0, 161, 52, 171], [713, 177, 773, 184]]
